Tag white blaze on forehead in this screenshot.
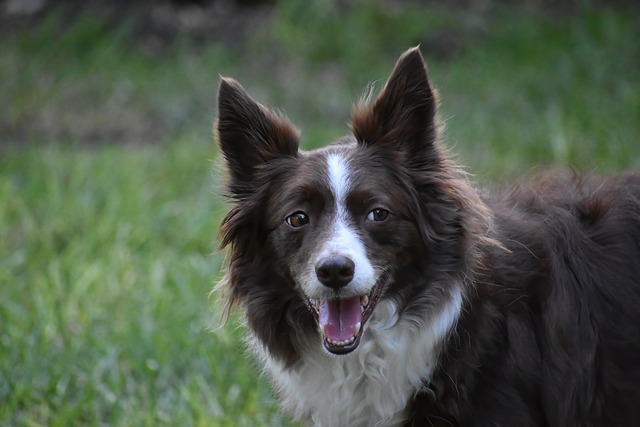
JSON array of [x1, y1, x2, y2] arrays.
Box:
[[310, 152, 375, 296], [326, 152, 351, 210]]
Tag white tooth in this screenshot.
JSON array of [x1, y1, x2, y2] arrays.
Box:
[[355, 322, 361, 335], [361, 295, 369, 307], [326, 336, 358, 347]]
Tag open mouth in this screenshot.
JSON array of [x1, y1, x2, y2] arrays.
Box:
[[306, 283, 383, 354]]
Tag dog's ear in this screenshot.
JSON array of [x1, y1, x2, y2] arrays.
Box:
[[216, 78, 299, 189], [351, 47, 438, 158]]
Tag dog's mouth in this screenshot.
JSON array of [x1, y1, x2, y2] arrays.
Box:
[[306, 283, 383, 354]]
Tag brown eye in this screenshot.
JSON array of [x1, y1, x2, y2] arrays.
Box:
[[286, 211, 309, 228], [367, 208, 389, 222]]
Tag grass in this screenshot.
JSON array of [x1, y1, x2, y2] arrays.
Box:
[[1, 2, 638, 425], [0, 142, 291, 425], [435, 7, 640, 180]]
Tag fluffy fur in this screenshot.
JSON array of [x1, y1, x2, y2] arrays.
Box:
[[215, 47, 640, 426]]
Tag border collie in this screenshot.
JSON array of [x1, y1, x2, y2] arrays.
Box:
[[214, 47, 640, 426]]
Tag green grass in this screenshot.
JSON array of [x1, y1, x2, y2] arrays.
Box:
[[1, 2, 638, 425], [434, 7, 640, 180], [0, 142, 291, 425]]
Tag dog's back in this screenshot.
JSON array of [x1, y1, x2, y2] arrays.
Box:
[[409, 171, 640, 426]]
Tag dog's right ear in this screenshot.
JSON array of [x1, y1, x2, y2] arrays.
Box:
[[216, 78, 299, 192]]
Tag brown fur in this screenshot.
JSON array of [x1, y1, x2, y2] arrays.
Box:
[[215, 47, 640, 426]]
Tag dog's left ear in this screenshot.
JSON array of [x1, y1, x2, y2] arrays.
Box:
[[351, 47, 438, 159]]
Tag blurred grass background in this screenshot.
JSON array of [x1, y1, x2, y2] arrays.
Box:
[[1, 0, 638, 425]]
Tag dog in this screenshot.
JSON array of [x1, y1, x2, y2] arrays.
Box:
[[214, 47, 640, 426]]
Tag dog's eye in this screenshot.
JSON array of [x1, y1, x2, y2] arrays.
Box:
[[367, 208, 389, 222], [286, 211, 309, 228]]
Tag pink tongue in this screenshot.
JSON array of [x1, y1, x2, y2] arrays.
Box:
[[319, 297, 362, 341]]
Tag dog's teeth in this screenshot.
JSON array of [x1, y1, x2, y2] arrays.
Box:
[[326, 336, 356, 346], [355, 322, 361, 335], [361, 295, 369, 307]]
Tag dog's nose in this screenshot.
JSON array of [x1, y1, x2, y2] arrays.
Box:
[[315, 256, 355, 289]]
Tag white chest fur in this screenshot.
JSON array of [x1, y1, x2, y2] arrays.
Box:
[[249, 290, 462, 427]]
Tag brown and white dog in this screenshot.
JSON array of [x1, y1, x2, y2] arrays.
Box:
[[215, 47, 640, 426]]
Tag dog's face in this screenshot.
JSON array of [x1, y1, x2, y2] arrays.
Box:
[[217, 48, 462, 358], [262, 142, 428, 353]]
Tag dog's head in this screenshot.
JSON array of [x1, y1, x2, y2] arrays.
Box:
[[216, 48, 477, 363]]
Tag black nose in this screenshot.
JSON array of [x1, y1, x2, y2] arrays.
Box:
[[315, 256, 355, 289]]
